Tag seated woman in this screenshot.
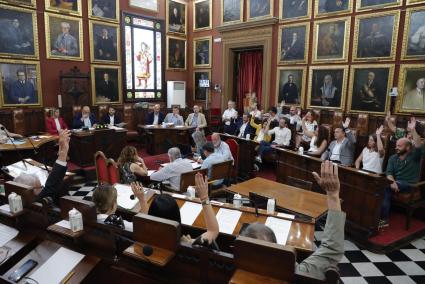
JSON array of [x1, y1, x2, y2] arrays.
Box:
[[250, 116, 271, 144], [0, 124, 23, 143], [307, 125, 329, 157], [92, 184, 133, 231], [131, 173, 219, 244], [45, 108, 68, 135], [296, 112, 318, 149], [117, 146, 148, 184], [355, 125, 385, 174]]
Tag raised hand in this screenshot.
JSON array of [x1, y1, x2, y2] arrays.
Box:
[[195, 173, 209, 201], [385, 111, 391, 122], [407, 117, 416, 131], [312, 161, 340, 199], [342, 117, 350, 129], [376, 125, 384, 136], [58, 129, 71, 151], [130, 182, 145, 202]]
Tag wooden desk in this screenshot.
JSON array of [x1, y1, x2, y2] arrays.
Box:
[[0, 136, 57, 165], [70, 128, 127, 167], [275, 148, 390, 240], [138, 125, 195, 155], [227, 178, 328, 220], [0, 233, 36, 275]]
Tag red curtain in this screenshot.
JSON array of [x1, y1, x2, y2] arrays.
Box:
[[237, 51, 263, 112]]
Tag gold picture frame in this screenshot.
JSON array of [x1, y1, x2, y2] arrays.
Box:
[[352, 11, 400, 62], [88, 0, 119, 23], [166, 35, 186, 71], [89, 20, 120, 65], [279, 0, 311, 23], [193, 69, 211, 101], [407, 0, 425, 4], [193, 36, 212, 68], [247, 0, 274, 21], [396, 64, 425, 114], [314, 0, 353, 18], [129, 0, 158, 13], [0, 59, 42, 107], [401, 7, 425, 61], [277, 22, 310, 65], [221, 0, 244, 26], [312, 17, 350, 64], [0, 4, 39, 60], [45, 0, 82, 16], [275, 66, 307, 108], [356, 0, 401, 11], [91, 65, 122, 105], [166, 0, 187, 36], [45, 12, 84, 62], [193, 0, 212, 32], [307, 65, 348, 110], [347, 64, 395, 115], [0, 0, 36, 8]]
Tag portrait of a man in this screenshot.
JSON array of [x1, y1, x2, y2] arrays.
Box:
[[46, 14, 82, 60], [194, 71, 210, 101], [0, 6, 36, 58], [316, 21, 346, 60], [3, 0, 35, 7], [92, 67, 121, 104], [222, 0, 242, 24], [405, 9, 425, 58], [168, 0, 186, 35], [91, 22, 118, 63], [90, 0, 117, 21], [167, 37, 186, 70], [279, 25, 308, 63], [194, 0, 210, 30], [318, 0, 349, 14], [309, 68, 346, 109], [358, 0, 398, 9], [350, 67, 391, 113], [194, 38, 210, 67], [281, 0, 309, 20], [46, 0, 81, 15], [356, 14, 396, 59], [277, 69, 304, 105], [249, 0, 271, 19], [399, 66, 425, 112]]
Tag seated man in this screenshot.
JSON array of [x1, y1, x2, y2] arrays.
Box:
[[222, 100, 238, 135], [102, 106, 122, 126], [13, 130, 71, 204], [201, 142, 225, 188], [321, 118, 356, 166], [282, 106, 301, 130], [241, 161, 345, 281], [164, 106, 184, 126], [185, 105, 207, 131], [72, 106, 98, 129], [0, 124, 23, 143], [380, 118, 424, 227], [256, 118, 291, 163], [211, 133, 234, 162], [236, 114, 255, 139], [150, 147, 193, 191], [146, 104, 165, 125]]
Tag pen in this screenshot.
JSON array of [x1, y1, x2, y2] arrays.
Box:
[[61, 270, 75, 284]]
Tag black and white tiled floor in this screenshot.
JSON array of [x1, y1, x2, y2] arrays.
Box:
[[69, 183, 425, 283]]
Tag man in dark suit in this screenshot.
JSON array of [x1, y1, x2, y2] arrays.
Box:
[[13, 130, 71, 205], [282, 32, 304, 60], [96, 28, 116, 61], [8, 70, 36, 104], [73, 106, 98, 129], [235, 114, 255, 139], [102, 106, 121, 125], [96, 72, 117, 102], [280, 74, 299, 104], [324, 0, 348, 12], [146, 104, 165, 125], [358, 71, 383, 112]]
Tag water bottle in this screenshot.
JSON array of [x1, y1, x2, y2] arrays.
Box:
[[69, 208, 83, 232], [267, 198, 275, 214]]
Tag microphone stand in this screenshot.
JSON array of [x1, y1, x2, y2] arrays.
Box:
[[25, 135, 50, 173], [1, 127, 27, 170]]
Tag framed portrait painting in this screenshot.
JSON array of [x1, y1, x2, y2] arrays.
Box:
[[193, 0, 212, 31], [402, 8, 425, 60], [0, 0, 36, 8], [129, 0, 158, 12], [221, 0, 243, 25], [278, 23, 310, 65], [407, 0, 425, 4], [167, 0, 187, 36], [89, 20, 120, 64], [356, 0, 400, 11], [45, 0, 82, 16], [313, 17, 350, 63], [45, 13, 83, 61], [0, 5, 38, 59], [91, 65, 122, 105], [0, 59, 42, 107], [348, 65, 394, 114], [276, 67, 306, 107], [280, 0, 311, 22], [247, 0, 273, 21], [193, 36, 211, 68], [193, 70, 211, 101], [315, 0, 352, 17], [166, 36, 186, 71], [88, 0, 119, 23], [396, 65, 425, 114], [353, 11, 399, 61]]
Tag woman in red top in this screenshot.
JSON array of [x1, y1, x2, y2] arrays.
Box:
[[45, 108, 68, 135]]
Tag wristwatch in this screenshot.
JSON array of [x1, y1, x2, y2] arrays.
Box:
[[201, 198, 210, 206]]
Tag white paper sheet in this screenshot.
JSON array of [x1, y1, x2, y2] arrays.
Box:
[[0, 204, 10, 213], [171, 193, 187, 199], [265, 217, 292, 245], [5, 140, 26, 145], [6, 161, 48, 186], [147, 170, 156, 176], [55, 220, 71, 230], [179, 202, 203, 226], [191, 162, 201, 170], [0, 223, 19, 246], [30, 247, 85, 284], [277, 212, 295, 220], [216, 208, 242, 234], [114, 184, 139, 210]]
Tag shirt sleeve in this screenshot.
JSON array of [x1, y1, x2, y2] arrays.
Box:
[[412, 145, 425, 161], [386, 156, 395, 177], [150, 166, 171, 182], [284, 129, 291, 146], [268, 127, 276, 136]]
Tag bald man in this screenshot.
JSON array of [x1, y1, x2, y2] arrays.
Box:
[[72, 106, 98, 129], [380, 118, 424, 228], [146, 104, 165, 125]]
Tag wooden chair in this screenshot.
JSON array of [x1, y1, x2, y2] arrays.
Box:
[[124, 103, 138, 142], [286, 176, 313, 191], [356, 114, 369, 137], [311, 109, 321, 125], [98, 105, 108, 123], [106, 158, 120, 185], [208, 108, 222, 133], [12, 109, 25, 135], [5, 181, 36, 207], [59, 196, 97, 226], [72, 105, 82, 118], [94, 151, 109, 184], [179, 168, 208, 193], [225, 139, 239, 180], [210, 160, 233, 183]]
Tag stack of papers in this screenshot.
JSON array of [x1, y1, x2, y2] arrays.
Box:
[[114, 184, 139, 210], [6, 161, 48, 186], [216, 208, 242, 234], [265, 217, 292, 245], [0, 223, 19, 246], [179, 202, 203, 225]]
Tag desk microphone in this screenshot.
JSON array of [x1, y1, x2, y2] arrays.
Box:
[[114, 234, 153, 261], [1, 126, 27, 170], [25, 135, 50, 173]]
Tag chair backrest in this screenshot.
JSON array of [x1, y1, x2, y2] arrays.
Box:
[[286, 176, 313, 191], [225, 139, 239, 178], [59, 196, 97, 226], [311, 109, 321, 124], [107, 158, 120, 184], [123, 103, 135, 130], [72, 105, 82, 118], [332, 111, 343, 131], [12, 109, 25, 135], [98, 105, 108, 122], [95, 151, 109, 183], [179, 168, 208, 193], [210, 160, 233, 181], [356, 114, 369, 137]]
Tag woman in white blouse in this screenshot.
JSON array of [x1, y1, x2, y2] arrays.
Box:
[[355, 125, 385, 174], [296, 112, 318, 149]]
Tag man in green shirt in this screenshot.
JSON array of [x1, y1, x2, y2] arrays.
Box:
[[380, 118, 424, 227]]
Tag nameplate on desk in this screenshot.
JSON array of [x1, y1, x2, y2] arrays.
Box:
[[6, 161, 48, 186], [179, 202, 203, 226], [265, 217, 292, 245], [0, 223, 19, 246], [115, 184, 139, 210], [216, 208, 242, 235]]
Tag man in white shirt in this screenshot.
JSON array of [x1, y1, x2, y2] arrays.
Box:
[[211, 133, 234, 162], [222, 100, 238, 134], [256, 118, 291, 163], [164, 106, 184, 126], [201, 142, 226, 187], [250, 103, 262, 119], [146, 104, 165, 125], [150, 147, 193, 191]]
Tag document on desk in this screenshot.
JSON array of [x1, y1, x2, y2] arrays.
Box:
[[30, 247, 85, 284], [216, 208, 242, 234], [277, 212, 295, 220], [147, 170, 156, 176], [0, 223, 19, 246], [6, 161, 48, 186], [191, 162, 201, 170], [179, 202, 203, 226], [114, 184, 139, 210], [265, 217, 292, 245]]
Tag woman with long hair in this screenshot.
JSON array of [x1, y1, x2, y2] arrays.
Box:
[[117, 146, 148, 184], [307, 125, 329, 157], [355, 125, 385, 174]]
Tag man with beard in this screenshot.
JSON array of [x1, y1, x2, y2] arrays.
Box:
[[280, 74, 299, 104]]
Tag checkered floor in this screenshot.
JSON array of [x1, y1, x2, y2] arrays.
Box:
[[69, 183, 425, 283]]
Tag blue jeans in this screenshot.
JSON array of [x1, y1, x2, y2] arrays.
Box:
[[258, 141, 277, 157], [381, 181, 411, 219]]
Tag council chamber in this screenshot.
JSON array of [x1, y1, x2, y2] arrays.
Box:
[[0, 0, 424, 283]]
